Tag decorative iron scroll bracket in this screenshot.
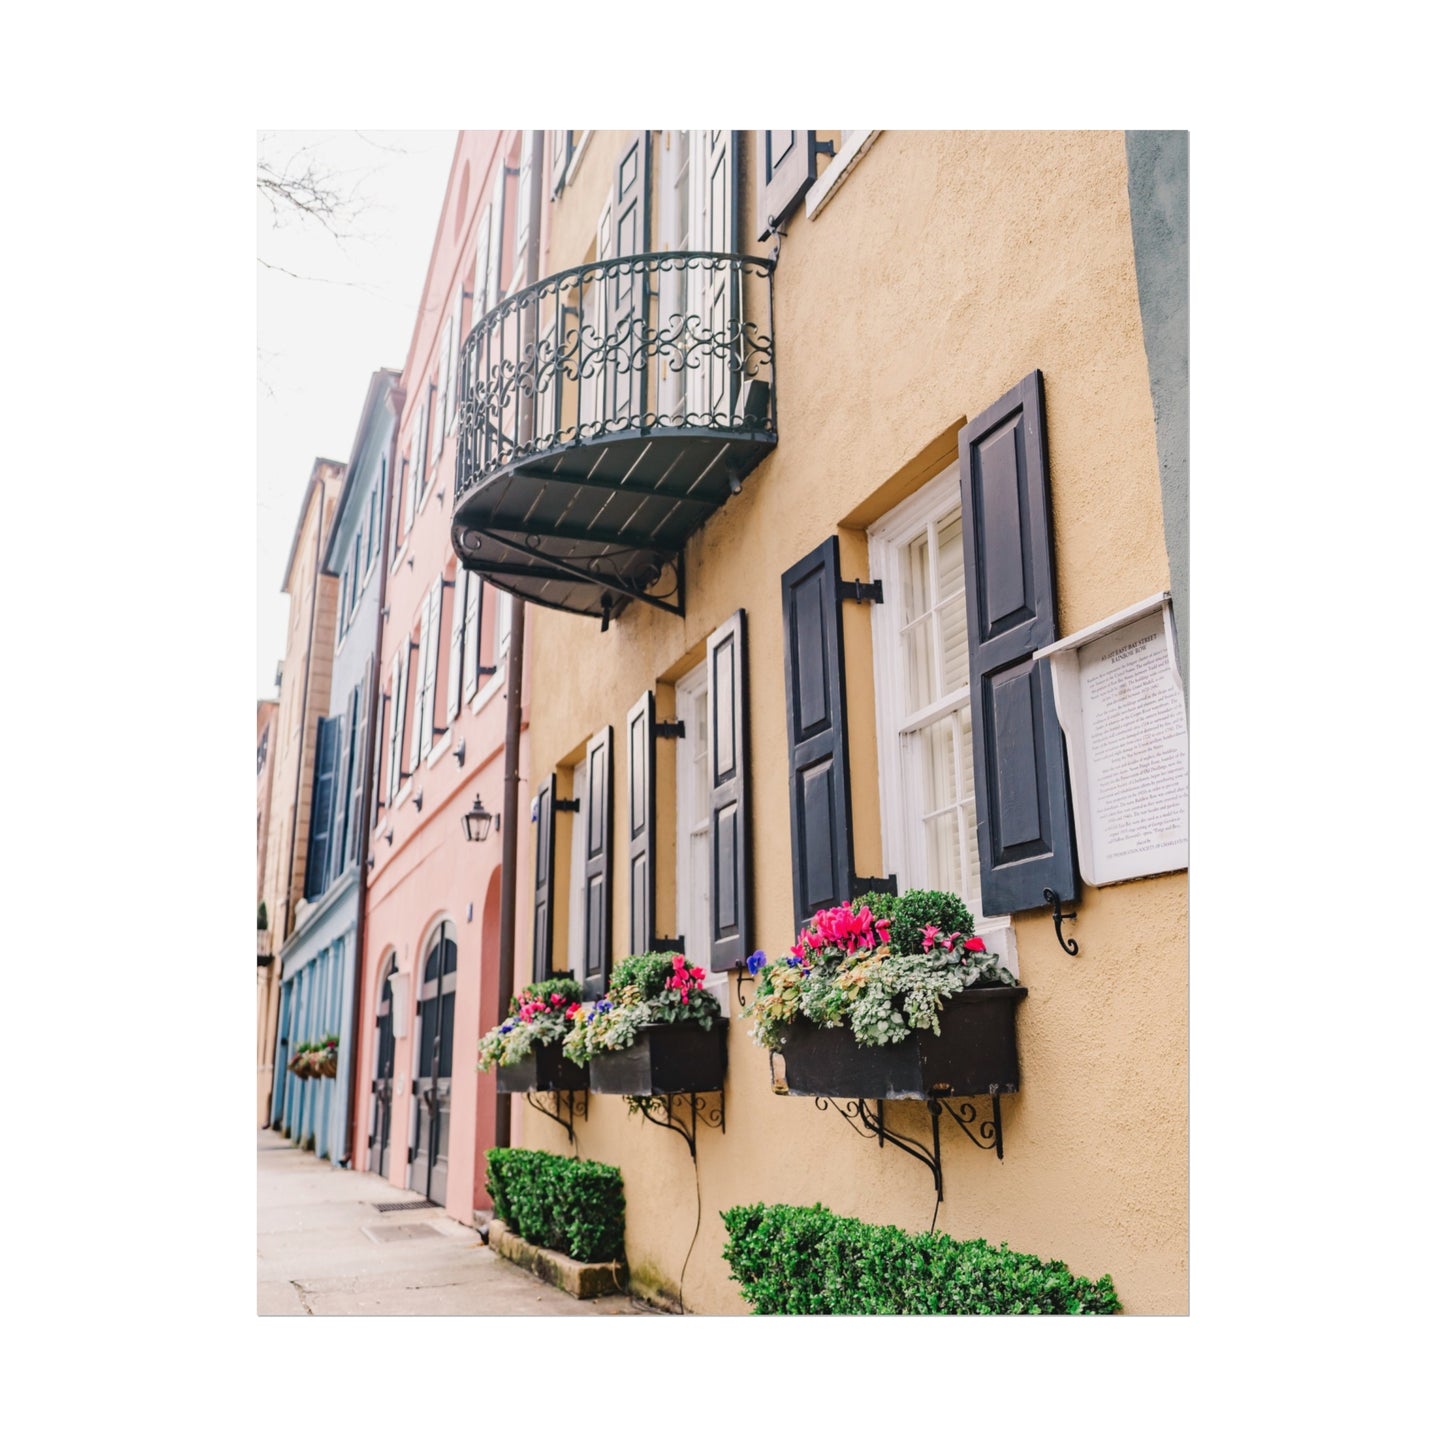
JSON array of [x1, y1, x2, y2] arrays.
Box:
[[1043, 888, 1079, 956], [935, 1094, 1004, 1160], [630, 1090, 724, 1161], [653, 936, 684, 952], [523, 1089, 588, 1151], [816, 1093, 1007, 1206], [654, 720, 686, 740], [838, 578, 884, 605], [552, 797, 581, 814], [819, 1097, 943, 1202]]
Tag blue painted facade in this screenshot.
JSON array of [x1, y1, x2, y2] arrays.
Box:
[[277, 370, 399, 1162]]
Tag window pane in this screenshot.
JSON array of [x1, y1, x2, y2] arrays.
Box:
[[923, 810, 963, 897], [902, 532, 932, 625], [937, 512, 970, 694], [938, 593, 970, 695], [902, 618, 937, 713], [918, 714, 959, 810]]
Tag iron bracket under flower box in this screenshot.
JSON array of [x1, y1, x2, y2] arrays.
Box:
[[589, 1020, 728, 1097], [495, 1043, 589, 1146], [772, 988, 1028, 1206]]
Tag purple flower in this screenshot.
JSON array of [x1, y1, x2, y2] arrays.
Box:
[[746, 950, 766, 976]]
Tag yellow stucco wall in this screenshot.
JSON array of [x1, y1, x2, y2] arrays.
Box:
[[514, 130, 1186, 1314]]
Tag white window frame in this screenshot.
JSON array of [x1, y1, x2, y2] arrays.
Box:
[[672, 661, 728, 1013], [867, 464, 1018, 975], [658, 131, 693, 424], [805, 130, 881, 220]]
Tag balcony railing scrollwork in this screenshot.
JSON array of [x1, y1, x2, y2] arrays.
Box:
[[451, 251, 777, 624]]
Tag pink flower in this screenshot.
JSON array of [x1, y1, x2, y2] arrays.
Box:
[[565, 1003, 581, 1020], [921, 923, 941, 952], [878, 920, 891, 943], [963, 936, 986, 952]]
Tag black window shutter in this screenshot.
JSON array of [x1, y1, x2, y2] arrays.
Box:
[[756, 130, 818, 241], [781, 538, 853, 934], [958, 369, 1080, 914], [305, 716, 339, 899], [708, 609, 750, 972], [532, 772, 557, 982], [581, 726, 613, 1000], [625, 692, 655, 957]]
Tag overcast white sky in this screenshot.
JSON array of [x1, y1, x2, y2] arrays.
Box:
[[256, 130, 458, 699]]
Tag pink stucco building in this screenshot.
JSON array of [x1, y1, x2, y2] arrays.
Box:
[[353, 132, 536, 1217]]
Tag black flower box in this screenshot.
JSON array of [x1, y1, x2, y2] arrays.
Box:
[[773, 987, 1027, 1100], [588, 1021, 729, 1096], [496, 1042, 589, 1094]]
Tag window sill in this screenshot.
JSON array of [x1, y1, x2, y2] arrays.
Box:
[[426, 728, 453, 769], [805, 130, 881, 220], [469, 655, 508, 713]]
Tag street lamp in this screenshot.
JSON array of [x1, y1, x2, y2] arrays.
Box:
[[462, 794, 494, 843]]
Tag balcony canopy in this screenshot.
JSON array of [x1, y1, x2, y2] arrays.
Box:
[[451, 251, 777, 625]]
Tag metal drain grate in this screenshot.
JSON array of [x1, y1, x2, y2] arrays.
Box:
[[373, 1199, 440, 1213]]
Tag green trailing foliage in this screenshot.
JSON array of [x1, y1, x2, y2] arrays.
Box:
[[478, 975, 585, 1071], [485, 1148, 626, 1264], [721, 1203, 1121, 1315], [564, 952, 720, 1066]]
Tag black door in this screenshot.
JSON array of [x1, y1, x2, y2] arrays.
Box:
[[369, 958, 397, 1176], [409, 924, 457, 1204]]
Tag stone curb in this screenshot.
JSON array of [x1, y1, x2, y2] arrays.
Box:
[[488, 1220, 629, 1300]]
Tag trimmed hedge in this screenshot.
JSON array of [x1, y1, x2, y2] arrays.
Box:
[[485, 1148, 625, 1264], [721, 1203, 1120, 1315]]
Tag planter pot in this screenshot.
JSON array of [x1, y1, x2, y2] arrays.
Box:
[[774, 986, 1028, 1099], [496, 1042, 589, 1094], [589, 1020, 728, 1096], [318, 1051, 338, 1079]]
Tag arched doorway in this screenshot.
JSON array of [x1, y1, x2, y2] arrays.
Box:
[[409, 922, 457, 1203], [369, 955, 398, 1176]]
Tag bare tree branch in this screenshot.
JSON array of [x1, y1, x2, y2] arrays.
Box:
[[256, 152, 363, 238]]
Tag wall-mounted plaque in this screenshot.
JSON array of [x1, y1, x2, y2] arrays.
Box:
[[1036, 593, 1187, 887]]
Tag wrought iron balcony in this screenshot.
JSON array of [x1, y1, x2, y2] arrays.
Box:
[[452, 251, 777, 624]]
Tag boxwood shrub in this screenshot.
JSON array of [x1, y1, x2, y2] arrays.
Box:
[[485, 1148, 625, 1264], [721, 1203, 1120, 1314]]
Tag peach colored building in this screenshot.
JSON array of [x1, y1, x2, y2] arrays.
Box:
[[452, 130, 1189, 1313], [352, 133, 535, 1214], [256, 699, 278, 921], [259, 458, 345, 1126]]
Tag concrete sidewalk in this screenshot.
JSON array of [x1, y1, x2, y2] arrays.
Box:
[[256, 1131, 660, 1317]]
